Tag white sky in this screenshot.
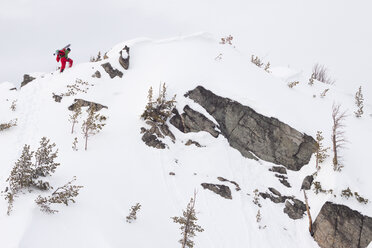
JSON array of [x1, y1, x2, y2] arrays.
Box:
[[1, 0, 371, 95]]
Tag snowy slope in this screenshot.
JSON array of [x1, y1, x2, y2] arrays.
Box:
[[1, 33, 371, 248]]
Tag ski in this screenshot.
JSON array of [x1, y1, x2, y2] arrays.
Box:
[[53, 44, 71, 55]]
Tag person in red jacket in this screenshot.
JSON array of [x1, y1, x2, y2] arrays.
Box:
[[56, 48, 73, 72]]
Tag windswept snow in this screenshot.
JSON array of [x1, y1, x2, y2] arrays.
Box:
[[0, 34, 371, 248]]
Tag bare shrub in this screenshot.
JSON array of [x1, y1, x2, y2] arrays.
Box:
[[61, 79, 92, 97], [220, 35, 233, 45], [72, 137, 78, 151], [331, 104, 347, 171], [126, 203, 141, 223], [0, 119, 17, 132], [312, 63, 335, 84], [10, 100, 17, 111], [264, 62, 271, 73], [287, 81, 299, 88], [172, 191, 204, 248], [320, 89, 329, 98], [90, 51, 102, 62], [35, 177, 83, 214], [69, 100, 82, 134], [251, 55, 264, 68]]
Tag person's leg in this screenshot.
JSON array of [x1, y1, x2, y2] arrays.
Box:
[[68, 58, 73, 67], [60, 57, 67, 72]]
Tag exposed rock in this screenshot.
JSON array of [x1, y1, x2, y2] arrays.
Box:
[[52, 93, 63, 103], [301, 175, 314, 190], [20, 74, 36, 88], [269, 166, 287, 175], [283, 199, 307, 220], [92, 70, 101, 78], [170, 105, 219, 138], [275, 174, 291, 188], [141, 131, 166, 149], [101, 62, 123, 78], [145, 121, 175, 142], [9, 87, 17, 91], [68, 99, 108, 111], [201, 183, 232, 199], [260, 189, 292, 204], [119, 46, 130, 70], [313, 201, 372, 248], [185, 139, 202, 147], [217, 177, 241, 191], [185, 86, 317, 171], [169, 172, 175, 176]]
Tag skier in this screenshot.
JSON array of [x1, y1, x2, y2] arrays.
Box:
[[56, 47, 73, 73]]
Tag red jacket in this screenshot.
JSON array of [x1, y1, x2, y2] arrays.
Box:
[[56, 49, 66, 62]]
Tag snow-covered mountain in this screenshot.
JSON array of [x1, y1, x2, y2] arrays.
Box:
[[1, 33, 371, 248]]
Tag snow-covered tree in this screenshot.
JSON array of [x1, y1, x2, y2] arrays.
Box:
[[354, 86, 364, 118], [81, 107, 106, 150]]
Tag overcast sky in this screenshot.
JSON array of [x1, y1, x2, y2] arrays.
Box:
[[1, 0, 371, 95]]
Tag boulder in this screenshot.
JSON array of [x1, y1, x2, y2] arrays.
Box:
[[170, 105, 219, 138], [119, 46, 130, 70], [269, 166, 287, 175], [283, 199, 307, 220], [52, 93, 63, 103], [92, 70, 101, 78], [201, 183, 232, 199], [301, 175, 314, 190], [68, 99, 108, 111], [185, 86, 317, 171], [20, 74, 36, 88], [313, 201, 372, 248], [101, 62, 123, 78]]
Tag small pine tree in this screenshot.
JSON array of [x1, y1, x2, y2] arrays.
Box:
[[81, 107, 106, 150], [35, 177, 83, 214], [126, 203, 141, 223], [315, 131, 330, 169], [69, 100, 82, 134], [264, 62, 271, 73], [320, 89, 329, 98], [251, 55, 263, 67], [34, 137, 60, 177], [10, 100, 17, 111], [287, 81, 299, 88], [72, 137, 78, 151], [141, 83, 176, 124], [172, 191, 204, 248], [354, 86, 364, 118], [308, 73, 315, 86]]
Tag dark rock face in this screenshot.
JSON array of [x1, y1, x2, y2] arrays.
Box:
[[9, 87, 17, 91], [201, 183, 232, 199], [140, 121, 174, 149], [101, 63, 123, 78], [119, 46, 130, 70], [170, 105, 219, 138], [141, 131, 166, 149], [275, 174, 291, 188], [92, 70, 101, 78], [68, 99, 108, 111], [185, 139, 202, 147], [52, 93, 63, 103], [301, 175, 314, 190], [185, 86, 317, 171], [313, 201, 372, 248], [20, 74, 36, 88], [217, 177, 241, 191], [283, 199, 307, 220], [269, 166, 287, 175]]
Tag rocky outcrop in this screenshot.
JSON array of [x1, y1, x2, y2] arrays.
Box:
[[201, 183, 232, 199], [119, 46, 130, 70], [283, 199, 307, 220], [301, 175, 314, 190], [275, 174, 291, 188], [140, 121, 175, 149], [68, 99, 108, 111], [269, 166, 287, 175], [313, 201, 372, 248], [217, 177, 241, 191], [185, 139, 203, 147], [170, 105, 219, 138], [20, 74, 36, 88], [52, 93, 63, 103], [92, 70, 101, 78], [101, 62, 123, 78], [185, 86, 317, 171]]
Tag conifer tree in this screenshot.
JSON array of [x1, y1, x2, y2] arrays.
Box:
[[315, 131, 329, 169], [172, 191, 204, 248], [81, 107, 106, 150], [354, 86, 364, 118], [69, 100, 82, 134], [126, 203, 141, 223]]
